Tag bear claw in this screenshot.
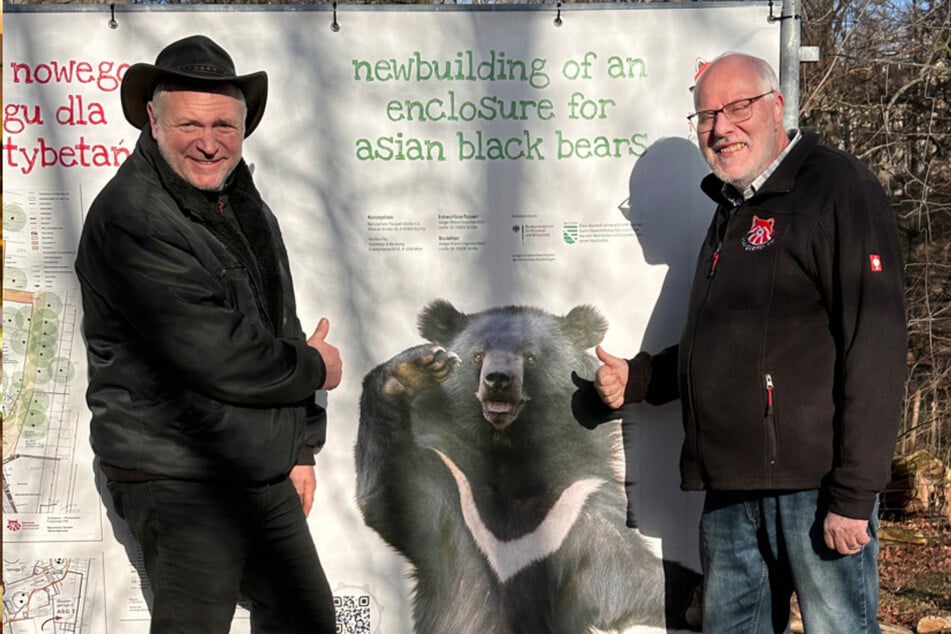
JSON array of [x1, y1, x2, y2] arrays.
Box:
[[382, 345, 461, 397]]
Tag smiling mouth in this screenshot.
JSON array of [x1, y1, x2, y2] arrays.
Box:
[[716, 142, 747, 155]]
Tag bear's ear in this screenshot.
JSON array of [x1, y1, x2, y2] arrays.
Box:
[[418, 299, 469, 346], [560, 305, 608, 349]]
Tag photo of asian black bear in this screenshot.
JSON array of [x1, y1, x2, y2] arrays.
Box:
[[356, 299, 701, 634]]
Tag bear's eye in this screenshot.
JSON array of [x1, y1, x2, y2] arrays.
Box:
[[525, 353, 536, 364], [473, 351, 484, 363]]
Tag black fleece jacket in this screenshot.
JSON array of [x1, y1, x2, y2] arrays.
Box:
[[632, 132, 906, 520]]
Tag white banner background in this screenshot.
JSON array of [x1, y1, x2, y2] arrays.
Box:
[[2, 5, 778, 632]]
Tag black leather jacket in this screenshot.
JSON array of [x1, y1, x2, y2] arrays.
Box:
[[76, 129, 327, 483], [645, 132, 906, 520]]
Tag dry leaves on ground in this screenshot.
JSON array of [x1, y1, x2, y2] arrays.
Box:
[[879, 517, 951, 631]]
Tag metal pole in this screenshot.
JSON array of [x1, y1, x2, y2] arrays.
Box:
[[779, 0, 801, 129]]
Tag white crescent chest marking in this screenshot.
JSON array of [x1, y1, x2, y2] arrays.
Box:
[[434, 449, 605, 583]]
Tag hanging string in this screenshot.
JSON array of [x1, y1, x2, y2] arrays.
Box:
[[553, 1, 563, 28], [108, 4, 119, 30], [331, 2, 340, 33]]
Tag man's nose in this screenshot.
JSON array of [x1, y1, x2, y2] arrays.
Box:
[[195, 128, 219, 153], [710, 110, 737, 136]]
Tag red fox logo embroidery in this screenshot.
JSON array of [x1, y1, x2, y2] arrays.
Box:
[[743, 216, 775, 250]]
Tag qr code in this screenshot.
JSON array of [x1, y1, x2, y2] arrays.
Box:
[[335, 593, 372, 634]]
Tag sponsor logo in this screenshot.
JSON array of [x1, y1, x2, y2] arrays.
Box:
[[562, 222, 579, 245]]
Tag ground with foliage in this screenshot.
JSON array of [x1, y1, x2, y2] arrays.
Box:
[[879, 518, 951, 631]]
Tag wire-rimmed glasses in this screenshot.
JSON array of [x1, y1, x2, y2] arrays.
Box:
[[688, 90, 775, 133]]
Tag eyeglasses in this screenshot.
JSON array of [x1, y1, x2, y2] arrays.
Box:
[[687, 90, 775, 133]]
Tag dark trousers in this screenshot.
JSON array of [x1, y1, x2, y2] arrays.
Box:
[[108, 477, 336, 634]]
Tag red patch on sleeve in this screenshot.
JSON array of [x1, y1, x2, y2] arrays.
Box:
[[869, 254, 883, 272]]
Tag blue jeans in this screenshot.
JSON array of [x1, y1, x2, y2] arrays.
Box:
[[700, 489, 881, 634], [107, 477, 336, 634]]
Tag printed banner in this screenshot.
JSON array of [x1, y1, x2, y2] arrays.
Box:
[[2, 5, 778, 633]]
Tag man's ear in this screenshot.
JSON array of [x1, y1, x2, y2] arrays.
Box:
[[146, 102, 159, 139], [772, 91, 786, 123]]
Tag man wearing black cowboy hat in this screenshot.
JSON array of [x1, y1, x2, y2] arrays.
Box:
[[75, 34, 341, 633]]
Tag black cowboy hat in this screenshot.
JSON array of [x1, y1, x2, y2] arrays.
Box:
[[121, 34, 268, 137]]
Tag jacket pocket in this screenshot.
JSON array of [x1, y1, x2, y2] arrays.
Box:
[[179, 391, 227, 434], [217, 264, 269, 328], [764, 373, 778, 465]]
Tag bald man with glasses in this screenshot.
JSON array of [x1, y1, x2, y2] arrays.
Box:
[[595, 53, 906, 633]]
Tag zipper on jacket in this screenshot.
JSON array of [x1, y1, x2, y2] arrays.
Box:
[[707, 204, 737, 278], [214, 195, 277, 333], [686, 207, 736, 472], [764, 373, 777, 465], [708, 243, 722, 277]]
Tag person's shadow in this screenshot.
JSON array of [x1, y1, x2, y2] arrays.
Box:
[[617, 137, 711, 571], [95, 459, 259, 620], [93, 459, 156, 614]]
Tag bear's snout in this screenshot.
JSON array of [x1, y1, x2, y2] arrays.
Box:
[[483, 371, 512, 391], [476, 350, 528, 430]]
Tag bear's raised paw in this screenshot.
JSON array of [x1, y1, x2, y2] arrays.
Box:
[[382, 344, 461, 397]]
